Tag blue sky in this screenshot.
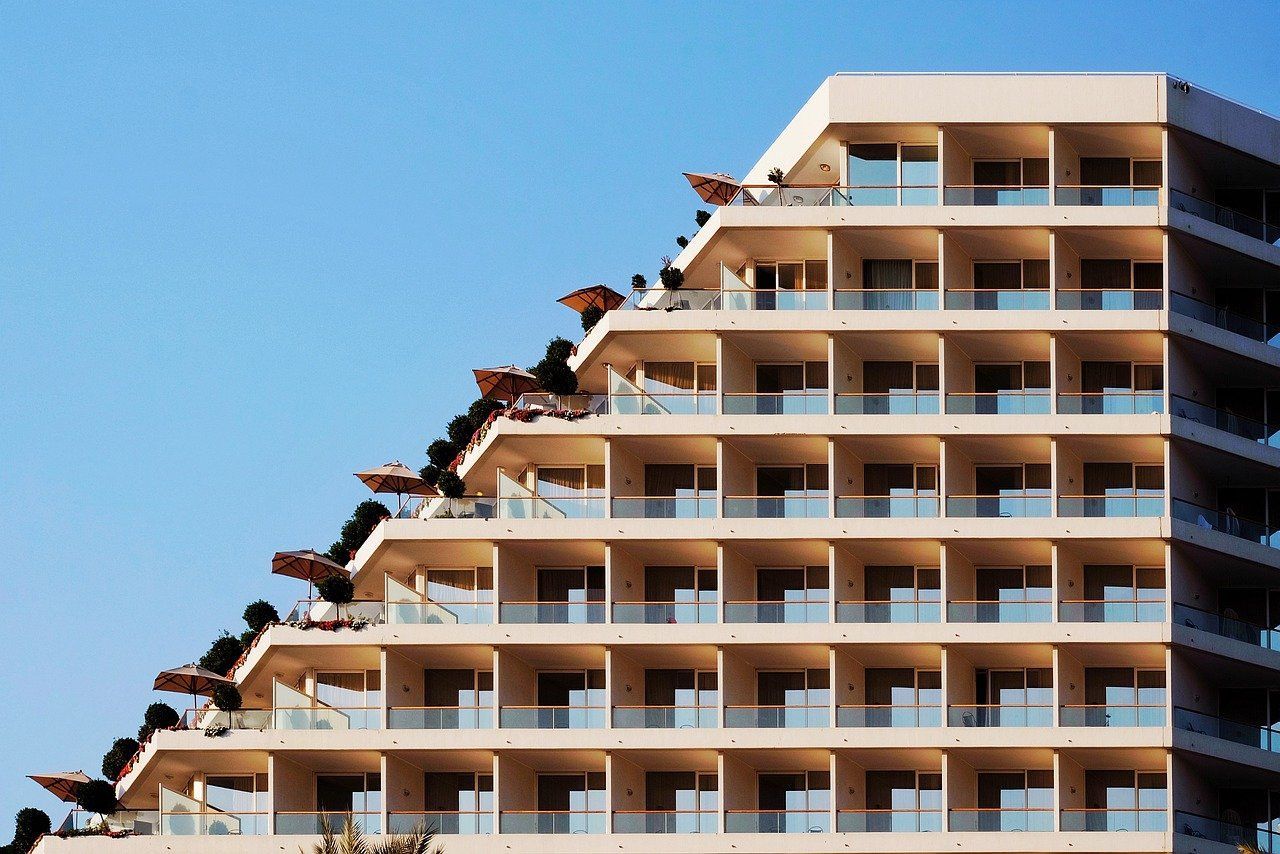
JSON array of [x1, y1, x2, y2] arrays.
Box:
[[2, 0, 1279, 832]]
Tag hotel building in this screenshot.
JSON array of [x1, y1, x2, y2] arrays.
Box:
[[35, 73, 1280, 853]]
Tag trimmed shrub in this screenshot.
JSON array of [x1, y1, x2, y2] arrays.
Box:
[[426, 438, 459, 470], [101, 738, 138, 781], [212, 684, 242, 712], [630, 273, 647, 290], [659, 263, 684, 290], [9, 807, 50, 852], [436, 470, 465, 498], [325, 500, 391, 564], [580, 305, 604, 333], [695, 209, 711, 228], [767, 166, 784, 185], [138, 703, 180, 740], [242, 600, 279, 633], [446, 414, 475, 446], [530, 337, 579, 395], [418, 464, 440, 487], [75, 781, 118, 816], [675, 235, 688, 248], [199, 631, 244, 676], [317, 575, 355, 606], [466, 397, 505, 430]]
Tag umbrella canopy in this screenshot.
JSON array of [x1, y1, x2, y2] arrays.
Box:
[[28, 771, 91, 803], [558, 284, 625, 313], [473, 365, 540, 403], [153, 664, 233, 697], [355, 461, 432, 496], [270, 549, 350, 584], [683, 171, 742, 205]]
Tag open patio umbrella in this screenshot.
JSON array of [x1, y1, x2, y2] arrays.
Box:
[[473, 365, 540, 404], [28, 771, 92, 803], [355, 461, 432, 512], [557, 284, 625, 313], [154, 664, 235, 716], [683, 171, 742, 205], [271, 549, 349, 600]]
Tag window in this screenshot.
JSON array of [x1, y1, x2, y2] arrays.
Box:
[[643, 565, 717, 604], [865, 566, 941, 604], [865, 771, 942, 829], [974, 159, 1049, 187], [866, 668, 942, 707], [424, 669, 493, 710], [975, 565, 1052, 602], [1082, 564, 1165, 617], [316, 670, 382, 724], [537, 773, 606, 832], [532, 465, 605, 497], [645, 771, 718, 827], [975, 771, 1053, 825], [645, 669, 718, 708], [847, 143, 938, 205], [644, 464, 716, 498], [975, 464, 1051, 494], [1083, 771, 1166, 830], [757, 771, 831, 828], [1082, 463, 1163, 495], [1082, 158, 1161, 187], [864, 464, 937, 496], [756, 465, 828, 495], [317, 773, 381, 818], [424, 772, 492, 829], [205, 774, 269, 818]]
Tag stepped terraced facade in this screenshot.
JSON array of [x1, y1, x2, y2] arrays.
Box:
[[34, 72, 1280, 854]]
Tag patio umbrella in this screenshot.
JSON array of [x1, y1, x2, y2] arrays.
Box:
[[271, 549, 349, 600], [154, 664, 234, 714], [28, 771, 91, 803], [473, 365, 540, 404], [683, 171, 742, 205], [355, 461, 432, 511], [558, 284, 625, 313]]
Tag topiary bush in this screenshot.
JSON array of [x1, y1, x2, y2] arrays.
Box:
[[436, 470, 466, 498], [199, 631, 244, 676], [75, 780, 118, 816], [530, 337, 579, 395], [767, 166, 784, 185], [242, 600, 279, 633], [101, 738, 139, 781], [425, 438, 459, 471], [317, 575, 355, 606], [675, 235, 688, 248], [659, 259, 684, 290], [580, 305, 604, 333], [8, 807, 50, 852], [446, 414, 475, 446], [212, 684, 242, 712], [695, 209, 711, 228], [466, 397, 505, 428], [631, 273, 647, 290], [325, 500, 391, 565], [138, 702, 180, 741]]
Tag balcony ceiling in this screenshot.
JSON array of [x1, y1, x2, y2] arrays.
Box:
[[947, 538, 1053, 565], [837, 330, 941, 361], [611, 539, 717, 566], [611, 748, 719, 772], [948, 123, 1050, 156], [614, 644, 718, 669], [1057, 123, 1163, 157], [1057, 226, 1164, 257]]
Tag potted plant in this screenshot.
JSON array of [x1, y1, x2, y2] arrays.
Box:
[[318, 575, 356, 621]]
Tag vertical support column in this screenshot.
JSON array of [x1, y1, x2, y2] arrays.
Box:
[[1048, 229, 1058, 312], [715, 334, 725, 416], [379, 647, 389, 731], [378, 752, 389, 836], [603, 542, 613, 625], [1052, 750, 1062, 832], [265, 754, 275, 836], [1050, 437, 1060, 518], [827, 543, 838, 624], [1048, 126, 1058, 206], [603, 438, 613, 520], [827, 437, 837, 519], [1049, 333, 1059, 415], [716, 751, 727, 834], [826, 333, 837, 415], [1050, 644, 1061, 727], [603, 646, 613, 730], [939, 645, 951, 727], [1049, 543, 1061, 625], [939, 541, 951, 625]]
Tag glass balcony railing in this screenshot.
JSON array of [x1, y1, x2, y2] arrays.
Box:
[[612, 601, 717, 624], [724, 600, 828, 623], [1060, 704, 1166, 727], [386, 600, 493, 625], [838, 809, 943, 833], [1055, 289, 1163, 310], [613, 811, 717, 834], [947, 600, 1053, 623], [722, 392, 828, 415], [1057, 392, 1164, 414], [387, 811, 492, 835], [499, 811, 606, 834], [836, 599, 941, 623], [1170, 291, 1279, 345], [1056, 185, 1161, 206], [833, 289, 940, 310], [400, 496, 498, 520], [498, 706, 606, 729], [1175, 706, 1280, 752], [285, 599, 386, 624], [836, 495, 939, 518], [949, 808, 1053, 832], [620, 287, 723, 311], [723, 495, 828, 518], [611, 705, 718, 728], [607, 392, 717, 415], [159, 811, 270, 836], [946, 392, 1051, 414], [1058, 494, 1164, 517], [1058, 598, 1165, 623], [498, 601, 605, 624], [1175, 811, 1280, 852], [1172, 394, 1279, 445], [725, 810, 831, 833], [835, 392, 940, 414], [60, 810, 159, 835], [944, 289, 1051, 310], [837, 704, 942, 728], [1061, 809, 1167, 832], [724, 705, 830, 728], [497, 496, 606, 519], [1172, 498, 1279, 546], [948, 705, 1053, 727], [272, 707, 380, 730], [720, 290, 829, 311], [611, 496, 717, 518], [1171, 189, 1280, 245], [386, 706, 493, 729], [945, 494, 1052, 518], [1173, 602, 1280, 651], [944, 185, 1050, 206], [512, 392, 608, 413], [181, 708, 273, 731], [275, 812, 382, 835]]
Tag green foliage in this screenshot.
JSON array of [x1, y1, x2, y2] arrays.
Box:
[[675, 235, 688, 248], [139, 703, 180, 740], [767, 166, 784, 184], [212, 684, 242, 712], [530, 337, 579, 395], [695, 209, 711, 228], [426, 438, 459, 470], [466, 397, 505, 428], [418, 464, 440, 487], [199, 631, 245, 676], [317, 575, 355, 606], [630, 273, 647, 290], [446, 414, 475, 446], [306, 815, 434, 854], [101, 738, 138, 780], [659, 260, 685, 290], [325, 500, 390, 565], [580, 305, 604, 332], [242, 600, 279, 633], [435, 470, 465, 498], [7, 807, 50, 852], [74, 780, 118, 816]]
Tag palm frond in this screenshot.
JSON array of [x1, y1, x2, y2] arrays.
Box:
[[340, 817, 369, 854], [372, 820, 436, 854]]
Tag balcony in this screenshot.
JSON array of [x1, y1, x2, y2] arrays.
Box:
[[1171, 291, 1279, 345], [944, 185, 1049, 206], [386, 600, 493, 625], [835, 391, 939, 414], [1056, 289, 1163, 310], [833, 289, 940, 311], [608, 391, 717, 415], [723, 495, 828, 518], [725, 810, 830, 833], [498, 705, 606, 729], [498, 601, 605, 624], [159, 811, 270, 836], [619, 287, 722, 311], [285, 599, 386, 624], [1058, 493, 1164, 517], [836, 495, 939, 518], [946, 392, 1051, 415], [837, 809, 943, 832], [945, 494, 1052, 518], [836, 599, 941, 623], [943, 289, 1051, 310], [837, 704, 941, 728], [724, 705, 830, 728], [1059, 598, 1165, 623], [1173, 602, 1280, 651], [273, 706, 380, 730], [1172, 498, 1279, 546], [611, 496, 717, 519], [1172, 188, 1280, 245], [723, 392, 828, 415], [948, 808, 1053, 832], [613, 811, 717, 833], [496, 496, 606, 520], [401, 496, 498, 520], [724, 600, 827, 624], [274, 812, 382, 835], [1176, 811, 1280, 852], [612, 705, 717, 728], [1172, 394, 1278, 446], [388, 811, 492, 835], [1061, 808, 1166, 831], [1056, 185, 1160, 206], [612, 601, 717, 624], [1175, 706, 1280, 752], [499, 811, 605, 834], [947, 704, 1053, 727], [387, 706, 493, 729], [1057, 392, 1164, 414], [947, 600, 1052, 623], [1060, 704, 1165, 727]]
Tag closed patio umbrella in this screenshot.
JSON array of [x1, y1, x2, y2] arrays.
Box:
[[557, 284, 625, 313], [153, 664, 235, 714], [682, 171, 742, 205], [473, 365, 540, 404], [271, 549, 350, 600], [28, 771, 91, 803]]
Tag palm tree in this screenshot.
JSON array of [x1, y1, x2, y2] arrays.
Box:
[[301, 816, 435, 854], [1238, 844, 1264, 854]]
